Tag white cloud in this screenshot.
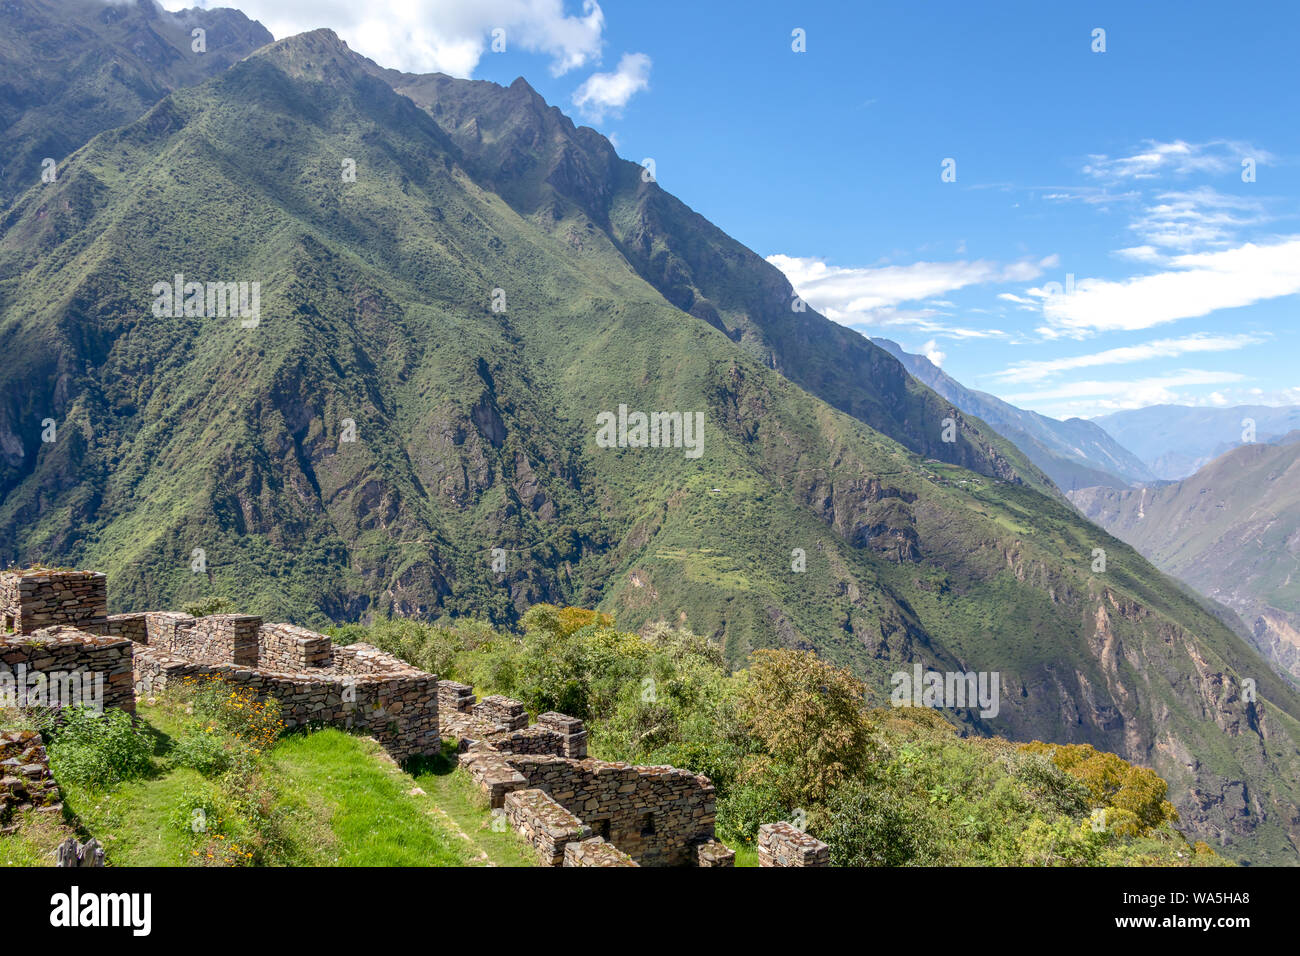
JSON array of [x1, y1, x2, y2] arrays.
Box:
[[1129, 187, 1269, 251], [920, 339, 947, 367], [1000, 370, 1246, 415], [990, 333, 1266, 384], [571, 52, 651, 120], [1115, 245, 1165, 264], [767, 253, 1054, 330], [161, 0, 606, 77], [1024, 237, 1300, 336], [1082, 139, 1273, 181]]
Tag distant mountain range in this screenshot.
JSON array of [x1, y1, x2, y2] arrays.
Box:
[[1093, 405, 1300, 481], [1072, 434, 1300, 685], [1, 7, 1299, 861], [872, 339, 1155, 491]]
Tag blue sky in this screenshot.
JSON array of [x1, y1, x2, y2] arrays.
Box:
[[169, 0, 1300, 420]]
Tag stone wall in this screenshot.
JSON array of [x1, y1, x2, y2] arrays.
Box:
[[438, 681, 475, 714], [181, 614, 260, 666], [460, 745, 527, 807], [259, 622, 332, 671], [473, 694, 528, 730], [144, 611, 197, 651], [563, 837, 638, 867], [0, 571, 107, 636], [1, 626, 135, 716], [757, 822, 830, 867], [103, 613, 147, 645], [503, 788, 591, 866], [508, 754, 716, 867], [132, 642, 440, 761], [0, 730, 61, 831], [695, 839, 735, 867]]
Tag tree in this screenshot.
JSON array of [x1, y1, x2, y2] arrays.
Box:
[[736, 649, 875, 809]]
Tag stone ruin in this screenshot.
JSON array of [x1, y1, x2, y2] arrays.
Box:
[[0, 568, 831, 867], [439, 678, 734, 867], [1, 569, 440, 760]]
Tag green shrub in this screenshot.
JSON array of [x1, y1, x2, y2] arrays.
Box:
[[821, 779, 939, 866], [715, 780, 786, 847], [45, 707, 153, 789], [182, 597, 234, 618], [170, 727, 233, 776]]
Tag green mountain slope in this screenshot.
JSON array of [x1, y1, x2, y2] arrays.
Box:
[[1, 29, 1299, 862], [389, 71, 1055, 498], [871, 338, 1154, 490], [1071, 435, 1300, 685], [0, 0, 272, 207]]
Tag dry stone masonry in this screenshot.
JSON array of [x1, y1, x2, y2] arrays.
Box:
[[757, 822, 831, 866], [0, 625, 135, 716], [1, 570, 107, 636], [0, 568, 806, 869], [444, 682, 734, 868], [564, 836, 637, 867], [0, 729, 62, 833], [504, 787, 591, 865], [1, 569, 440, 761]]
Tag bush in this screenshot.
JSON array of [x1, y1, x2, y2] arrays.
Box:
[[715, 780, 787, 847], [821, 779, 939, 866], [44, 707, 153, 789], [182, 597, 234, 618], [182, 676, 282, 752], [170, 727, 234, 776]]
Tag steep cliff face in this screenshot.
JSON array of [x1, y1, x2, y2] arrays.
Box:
[[1071, 436, 1300, 686]]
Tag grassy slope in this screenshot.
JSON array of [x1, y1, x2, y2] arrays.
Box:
[[0, 706, 535, 867], [0, 32, 1296, 861]]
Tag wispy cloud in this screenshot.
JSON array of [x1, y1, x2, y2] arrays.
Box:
[[767, 253, 1054, 333], [990, 333, 1267, 384], [1129, 187, 1270, 251], [1024, 236, 1300, 336], [1001, 370, 1246, 415], [1082, 139, 1273, 181], [572, 51, 651, 120]]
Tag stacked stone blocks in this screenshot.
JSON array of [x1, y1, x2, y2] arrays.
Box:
[[1, 570, 107, 636], [503, 788, 592, 865], [757, 822, 830, 866]]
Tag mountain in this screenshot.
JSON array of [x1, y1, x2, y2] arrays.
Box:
[[0, 0, 272, 206], [1071, 434, 1300, 686], [872, 338, 1154, 491], [1, 27, 1299, 862], [1094, 405, 1300, 480]]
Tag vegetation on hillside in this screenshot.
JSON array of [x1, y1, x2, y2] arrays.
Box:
[[1, 25, 1296, 862], [333, 606, 1226, 866]]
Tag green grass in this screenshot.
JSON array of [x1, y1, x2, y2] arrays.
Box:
[[0, 808, 80, 866], [269, 730, 476, 866], [409, 743, 538, 867], [3, 702, 531, 867]]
